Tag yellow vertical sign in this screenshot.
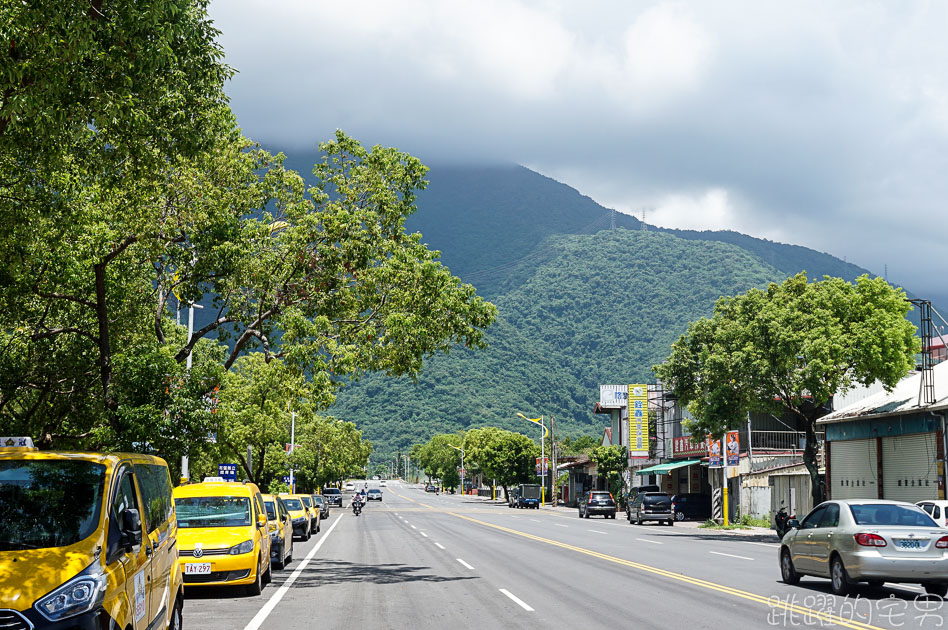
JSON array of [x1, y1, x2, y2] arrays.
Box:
[[628, 384, 648, 458]]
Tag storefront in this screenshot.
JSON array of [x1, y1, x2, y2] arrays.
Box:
[[635, 459, 703, 495]]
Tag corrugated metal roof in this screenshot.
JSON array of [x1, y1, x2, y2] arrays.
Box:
[[818, 361, 948, 425]]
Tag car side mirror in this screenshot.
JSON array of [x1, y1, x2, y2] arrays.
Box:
[[257, 514, 268, 528], [121, 509, 143, 550], [788, 518, 800, 529]]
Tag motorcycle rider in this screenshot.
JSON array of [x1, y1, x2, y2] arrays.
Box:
[[352, 491, 364, 514]]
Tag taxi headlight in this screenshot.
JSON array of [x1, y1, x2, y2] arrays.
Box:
[[35, 569, 107, 621], [228, 539, 255, 555]]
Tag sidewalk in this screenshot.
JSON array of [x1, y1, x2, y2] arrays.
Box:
[[463, 492, 779, 541]]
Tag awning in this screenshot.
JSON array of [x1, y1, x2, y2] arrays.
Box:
[[635, 459, 701, 475]]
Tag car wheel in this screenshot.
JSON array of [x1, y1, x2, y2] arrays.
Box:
[[584, 509, 590, 519], [169, 594, 183, 630], [317, 522, 321, 533], [780, 549, 800, 585], [274, 542, 285, 569], [578, 510, 582, 518], [637, 514, 643, 525], [830, 555, 851, 596], [246, 557, 263, 596], [668, 519, 674, 526], [924, 583, 948, 597], [675, 511, 685, 521], [287, 540, 293, 565]]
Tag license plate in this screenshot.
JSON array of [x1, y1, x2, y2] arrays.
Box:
[[897, 539, 923, 549], [184, 563, 212, 575]]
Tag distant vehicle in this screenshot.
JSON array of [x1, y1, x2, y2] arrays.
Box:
[[628, 492, 674, 526], [779, 500, 948, 596], [579, 490, 617, 519], [322, 487, 343, 507], [517, 484, 541, 509], [367, 488, 383, 501], [372, 475, 380, 480], [671, 493, 711, 521], [507, 488, 520, 508], [380, 480, 387, 487], [345, 482, 355, 491], [425, 484, 439, 493], [311, 494, 330, 519], [917, 500, 948, 528]]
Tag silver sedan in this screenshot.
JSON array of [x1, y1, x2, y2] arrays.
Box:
[[779, 499, 948, 596]]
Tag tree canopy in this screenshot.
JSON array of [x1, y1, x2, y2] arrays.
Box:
[[654, 273, 919, 504]]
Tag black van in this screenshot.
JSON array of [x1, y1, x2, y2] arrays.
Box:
[[627, 492, 675, 525], [671, 493, 712, 521]]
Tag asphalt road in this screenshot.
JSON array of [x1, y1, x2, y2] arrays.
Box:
[[182, 481, 948, 630]]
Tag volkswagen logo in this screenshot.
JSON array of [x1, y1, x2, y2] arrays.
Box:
[[193, 547, 204, 558]]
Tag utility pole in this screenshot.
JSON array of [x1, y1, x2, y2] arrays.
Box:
[[289, 409, 295, 493], [550, 415, 557, 506]]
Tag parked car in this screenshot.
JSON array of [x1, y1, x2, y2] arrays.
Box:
[[507, 488, 520, 508], [380, 480, 387, 487], [627, 492, 675, 525], [779, 499, 948, 596], [517, 483, 541, 509], [279, 495, 312, 541], [671, 493, 712, 521], [262, 494, 294, 569], [322, 487, 343, 507], [175, 480, 273, 595], [425, 484, 439, 493], [578, 490, 617, 519], [345, 481, 355, 491], [311, 494, 330, 519], [917, 500, 948, 528], [298, 495, 320, 534], [367, 488, 383, 501], [0, 437, 185, 629]]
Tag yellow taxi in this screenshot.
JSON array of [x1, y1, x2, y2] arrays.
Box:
[[0, 437, 183, 630], [261, 494, 293, 569], [298, 494, 321, 535], [172, 480, 271, 596], [278, 494, 313, 540]]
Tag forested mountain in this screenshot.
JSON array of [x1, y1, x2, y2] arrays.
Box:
[[274, 158, 883, 462]]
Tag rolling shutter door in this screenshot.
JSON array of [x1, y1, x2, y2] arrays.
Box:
[[830, 439, 878, 500], [882, 432, 938, 503]]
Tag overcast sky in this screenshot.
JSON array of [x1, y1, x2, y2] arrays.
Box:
[[209, 1, 948, 307]]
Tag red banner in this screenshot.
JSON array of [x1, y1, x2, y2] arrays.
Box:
[[672, 436, 706, 457]]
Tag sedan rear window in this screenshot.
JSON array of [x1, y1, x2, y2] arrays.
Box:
[[644, 495, 671, 506], [850, 504, 937, 527]]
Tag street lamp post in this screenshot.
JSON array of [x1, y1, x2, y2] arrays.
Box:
[[517, 413, 549, 507], [449, 445, 464, 496]]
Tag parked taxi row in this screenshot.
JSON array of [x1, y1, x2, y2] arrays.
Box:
[[0, 438, 332, 630]]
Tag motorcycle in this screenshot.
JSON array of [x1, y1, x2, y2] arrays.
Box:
[[352, 500, 362, 516], [774, 503, 794, 539]]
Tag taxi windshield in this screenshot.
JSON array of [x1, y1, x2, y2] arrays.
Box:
[[263, 501, 277, 520], [300, 496, 312, 507], [0, 459, 106, 550], [175, 496, 251, 528], [282, 498, 303, 510]]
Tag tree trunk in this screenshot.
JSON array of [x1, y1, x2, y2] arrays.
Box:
[[802, 415, 824, 506]]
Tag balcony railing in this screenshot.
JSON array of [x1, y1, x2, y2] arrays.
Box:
[[751, 430, 824, 452]]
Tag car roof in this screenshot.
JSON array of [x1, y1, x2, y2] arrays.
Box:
[[174, 481, 261, 497]]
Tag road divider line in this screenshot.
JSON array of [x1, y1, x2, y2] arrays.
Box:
[[530, 519, 540, 523], [435, 542, 446, 549], [411, 525, 417, 529], [447, 512, 884, 630], [589, 530, 607, 534], [457, 558, 475, 570], [499, 589, 534, 612], [420, 532, 428, 538], [636, 538, 663, 545], [242, 513, 344, 630], [742, 541, 778, 548], [554, 524, 568, 528], [710, 551, 754, 560]]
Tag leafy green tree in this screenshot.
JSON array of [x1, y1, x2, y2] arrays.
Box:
[[654, 273, 919, 505], [463, 427, 538, 500], [559, 435, 599, 455], [591, 444, 628, 503]]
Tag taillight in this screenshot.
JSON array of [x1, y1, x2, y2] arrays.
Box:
[[936, 536, 948, 549], [854, 533, 887, 547], [609, 493, 615, 503]]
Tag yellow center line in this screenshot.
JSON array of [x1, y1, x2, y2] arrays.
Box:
[[445, 511, 885, 630]]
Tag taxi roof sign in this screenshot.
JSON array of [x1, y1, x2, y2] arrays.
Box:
[[202, 476, 226, 482], [1, 437, 35, 449]]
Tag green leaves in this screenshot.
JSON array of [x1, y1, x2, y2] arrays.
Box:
[[655, 272, 919, 435]]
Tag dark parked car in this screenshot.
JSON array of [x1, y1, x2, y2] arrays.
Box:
[[671, 493, 711, 521], [322, 487, 343, 507], [367, 488, 383, 501], [311, 494, 330, 519], [628, 492, 675, 525], [425, 484, 439, 493], [579, 490, 617, 519], [516, 483, 541, 509]]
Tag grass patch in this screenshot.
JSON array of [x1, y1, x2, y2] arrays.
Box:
[[739, 514, 771, 528], [698, 519, 751, 530]]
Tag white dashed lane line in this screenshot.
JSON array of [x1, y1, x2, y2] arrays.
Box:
[[420, 532, 428, 538], [434, 542, 446, 550], [709, 551, 754, 560], [457, 558, 475, 570], [636, 538, 663, 545], [499, 589, 534, 612]]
